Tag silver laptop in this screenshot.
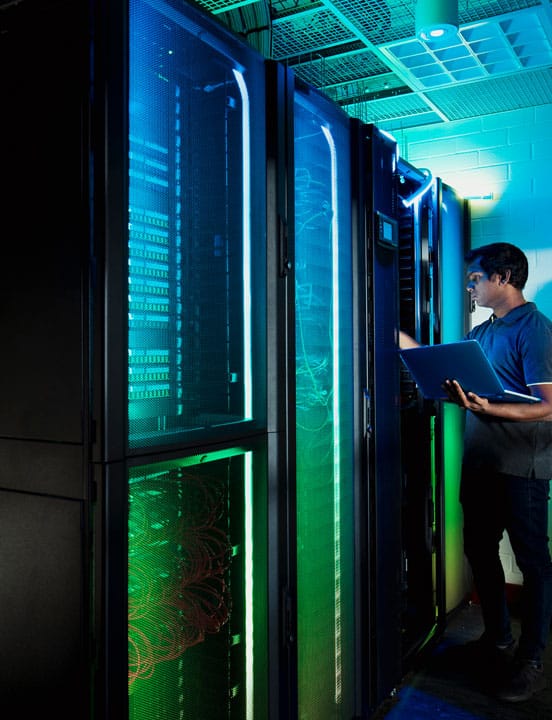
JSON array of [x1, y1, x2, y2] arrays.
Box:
[[399, 339, 541, 403]]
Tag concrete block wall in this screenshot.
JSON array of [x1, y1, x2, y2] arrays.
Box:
[[395, 104, 552, 320], [392, 104, 552, 585]]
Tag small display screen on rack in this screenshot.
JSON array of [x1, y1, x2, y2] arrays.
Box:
[[377, 211, 398, 249]]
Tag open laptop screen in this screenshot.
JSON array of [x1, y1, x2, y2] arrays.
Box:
[[399, 340, 540, 404]]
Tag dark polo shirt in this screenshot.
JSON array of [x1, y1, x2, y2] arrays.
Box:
[[462, 302, 552, 479]]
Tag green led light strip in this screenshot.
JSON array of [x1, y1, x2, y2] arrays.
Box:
[[321, 123, 342, 704]]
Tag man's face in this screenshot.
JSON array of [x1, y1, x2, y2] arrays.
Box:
[[465, 257, 500, 309]]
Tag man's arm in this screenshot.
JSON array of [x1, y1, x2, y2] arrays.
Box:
[[398, 331, 420, 349], [444, 380, 552, 421]]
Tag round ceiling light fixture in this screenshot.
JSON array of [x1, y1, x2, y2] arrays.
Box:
[[416, 0, 458, 43]]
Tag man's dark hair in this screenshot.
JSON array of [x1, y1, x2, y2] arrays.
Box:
[[465, 242, 528, 290]]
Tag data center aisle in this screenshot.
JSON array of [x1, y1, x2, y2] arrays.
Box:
[[372, 601, 552, 720]]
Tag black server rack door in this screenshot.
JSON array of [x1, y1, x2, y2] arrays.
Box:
[[0, 1, 91, 716], [0, 490, 87, 715], [0, 0, 86, 445], [115, 441, 269, 720], [364, 126, 403, 708], [127, 0, 267, 454], [397, 187, 443, 665], [292, 84, 357, 720]]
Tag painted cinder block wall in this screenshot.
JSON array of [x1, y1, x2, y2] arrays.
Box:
[[395, 103, 552, 585]]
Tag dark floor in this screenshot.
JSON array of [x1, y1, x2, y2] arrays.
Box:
[[373, 602, 552, 720]]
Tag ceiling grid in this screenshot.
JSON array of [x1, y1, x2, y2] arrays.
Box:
[[198, 0, 552, 130]]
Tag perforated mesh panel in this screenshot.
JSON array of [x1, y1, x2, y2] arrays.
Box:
[[345, 92, 441, 124], [322, 0, 414, 44], [290, 49, 390, 87], [270, 0, 324, 17], [457, 0, 541, 24], [196, 0, 257, 13], [272, 7, 356, 58], [426, 67, 552, 119]]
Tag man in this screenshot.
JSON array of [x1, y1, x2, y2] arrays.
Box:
[[401, 242, 552, 702]]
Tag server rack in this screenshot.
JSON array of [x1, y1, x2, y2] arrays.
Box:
[[397, 170, 446, 665], [289, 75, 360, 720], [396, 172, 471, 668], [266, 66, 405, 720], [356, 124, 404, 712], [105, 1, 274, 717]]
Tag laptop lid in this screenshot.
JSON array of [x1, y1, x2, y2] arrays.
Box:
[[399, 339, 540, 404]]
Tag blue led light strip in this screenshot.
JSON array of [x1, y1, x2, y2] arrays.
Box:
[[233, 69, 253, 420]]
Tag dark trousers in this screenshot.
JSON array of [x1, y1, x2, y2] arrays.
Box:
[[461, 469, 552, 664]]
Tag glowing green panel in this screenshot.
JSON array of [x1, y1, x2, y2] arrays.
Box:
[[439, 184, 469, 612], [294, 92, 355, 719], [442, 403, 465, 610], [127, 447, 266, 719]]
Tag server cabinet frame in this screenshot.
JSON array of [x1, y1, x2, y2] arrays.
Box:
[[265, 58, 298, 720], [358, 124, 404, 714], [287, 74, 362, 720], [397, 177, 447, 668], [349, 118, 371, 718], [93, 0, 278, 717]]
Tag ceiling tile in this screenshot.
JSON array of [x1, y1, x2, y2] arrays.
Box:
[[197, 0, 552, 129]]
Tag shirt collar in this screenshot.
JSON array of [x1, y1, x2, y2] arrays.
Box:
[[492, 301, 535, 325]]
